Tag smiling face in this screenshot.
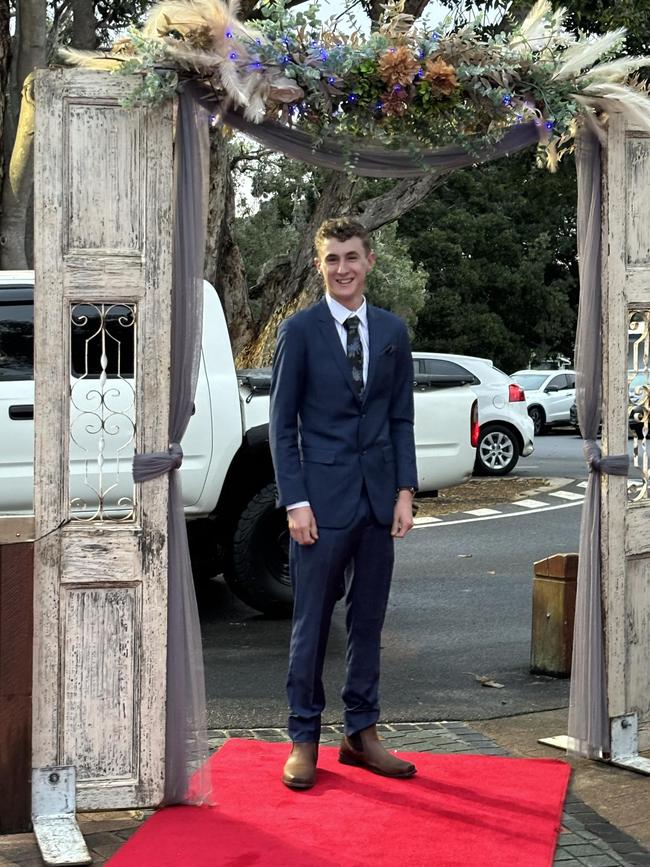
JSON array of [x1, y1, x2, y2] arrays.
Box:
[[315, 235, 376, 310]]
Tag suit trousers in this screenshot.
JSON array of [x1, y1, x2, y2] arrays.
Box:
[[286, 488, 394, 742]]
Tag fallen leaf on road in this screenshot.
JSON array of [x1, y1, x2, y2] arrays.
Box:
[[458, 553, 473, 558], [487, 570, 496, 575], [468, 672, 506, 689]]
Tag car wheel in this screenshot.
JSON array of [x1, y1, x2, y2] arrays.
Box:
[[528, 405, 546, 436], [227, 482, 293, 617], [474, 425, 519, 476]]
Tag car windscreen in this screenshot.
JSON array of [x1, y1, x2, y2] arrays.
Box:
[[511, 374, 548, 390]]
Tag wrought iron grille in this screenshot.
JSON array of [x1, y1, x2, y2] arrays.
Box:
[[627, 308, 650, 504], [69, 303, 137, 521]]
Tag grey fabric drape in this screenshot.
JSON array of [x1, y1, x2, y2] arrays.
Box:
[[215, 104, 542, 177], [133, 86, 212, 805], [568, 127, 629, 759]]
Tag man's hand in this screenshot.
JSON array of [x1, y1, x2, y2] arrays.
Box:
[[391, 491, 414, 538], [287, 505, 319, 545]]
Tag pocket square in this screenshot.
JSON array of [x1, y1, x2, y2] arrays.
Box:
[[381, 343, 396, 356]]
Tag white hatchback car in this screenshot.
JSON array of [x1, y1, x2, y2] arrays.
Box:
[[510, 369, 576, 435], [413, 352, 535, 476]]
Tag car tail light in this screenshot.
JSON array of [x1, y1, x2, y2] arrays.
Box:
[[509, 383, 526, 402], [470, 399, 480, 448]]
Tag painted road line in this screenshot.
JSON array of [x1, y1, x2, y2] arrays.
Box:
[[464, 508, 502, 516], [413, 515, 442, 524], [411, 498, 583, 529], [576, 481, 588, 488], [549, 490, 585, 501], [513, 499, 550, 509]]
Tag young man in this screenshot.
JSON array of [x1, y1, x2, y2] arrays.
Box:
[[269, 217, 418, 790]]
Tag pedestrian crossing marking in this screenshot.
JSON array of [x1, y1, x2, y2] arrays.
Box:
[[549, 490, 585, 501], [513, 499, 549, 509], [576, 481, 588, 488], [413, 516, 443, 524], [464, 508, 501, 516]]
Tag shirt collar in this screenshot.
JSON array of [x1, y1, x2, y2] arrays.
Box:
[[325, 293, 367, 328]]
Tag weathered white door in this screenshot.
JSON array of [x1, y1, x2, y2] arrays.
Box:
[[33, 69, 174, 808], [602, 115, 650, 752]]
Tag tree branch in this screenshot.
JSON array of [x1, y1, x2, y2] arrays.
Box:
[[356, 170, 453, 232], [230, 149, 272, 169]]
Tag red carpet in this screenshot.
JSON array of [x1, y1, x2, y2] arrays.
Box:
[[108, 739, 570, 867]]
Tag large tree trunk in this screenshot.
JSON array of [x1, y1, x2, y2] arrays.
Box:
[[71, 0, 97, 50], [0, 0, 46, 268], [204, 129, 255, 353], [0, 2, 11, 196]]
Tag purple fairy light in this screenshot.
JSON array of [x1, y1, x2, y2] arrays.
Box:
[[320, 48, 328, 61], [327, 76, 336, 84], [229, 51, 238, 61], [545, 120, 554, 129], [502, 94, 512, 106], [225, 29, 233, 38], [348, 92, 358, 102]]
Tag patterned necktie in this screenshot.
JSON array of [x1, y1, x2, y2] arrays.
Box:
[[343, 315, 364, 397]]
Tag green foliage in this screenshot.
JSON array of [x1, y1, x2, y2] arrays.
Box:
[[399, 150, 578, 371], [365, 223, 428, 334]]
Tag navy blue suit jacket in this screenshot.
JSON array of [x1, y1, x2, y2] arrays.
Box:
[[269, 297, 418, 529]]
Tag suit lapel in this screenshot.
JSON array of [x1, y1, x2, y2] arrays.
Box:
[[315, 298, 362, 403], [362, 304, 382, 405]]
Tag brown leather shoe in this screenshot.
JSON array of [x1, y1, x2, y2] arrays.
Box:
[[282, 742, 318, 790], [339, 725, 416, 778]]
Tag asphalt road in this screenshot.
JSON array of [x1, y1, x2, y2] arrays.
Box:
[[200, 433, 590, 730]]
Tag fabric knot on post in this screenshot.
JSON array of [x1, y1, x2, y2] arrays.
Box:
[[133, 443, 185, 483], [583, 438, 629, 476]]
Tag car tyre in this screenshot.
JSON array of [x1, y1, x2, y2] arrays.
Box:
[[528, 405, 547, 436], [226, 482, 293, 617], [474, 424, 519, 476]]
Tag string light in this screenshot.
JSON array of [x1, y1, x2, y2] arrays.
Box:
[[502, 94, 512, 106], [545, 120, 554, 129], [225, 29, 233, 39], [327, 75, 336, 84], [348, 92, 358, 102], [229, 51, 238, 61], [320, 48, 328, 61]]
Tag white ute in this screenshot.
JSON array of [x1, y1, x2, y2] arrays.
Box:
[[0, 272, 478, 614]]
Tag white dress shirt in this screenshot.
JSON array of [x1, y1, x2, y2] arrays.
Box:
[[287, 294, 369, 512]]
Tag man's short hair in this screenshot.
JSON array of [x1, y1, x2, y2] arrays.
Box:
[[315, 218, 371, 256]]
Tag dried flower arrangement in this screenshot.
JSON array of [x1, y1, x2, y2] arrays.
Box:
[[61, 0, 650, 171]]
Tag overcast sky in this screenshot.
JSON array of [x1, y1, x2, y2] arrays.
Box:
[[297, 0, 452, 32]]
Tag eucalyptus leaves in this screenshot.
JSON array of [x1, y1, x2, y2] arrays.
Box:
[[61, 0, 650, 171]]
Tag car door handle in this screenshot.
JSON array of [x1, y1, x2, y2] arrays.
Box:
[[9, 404, 34, 420]]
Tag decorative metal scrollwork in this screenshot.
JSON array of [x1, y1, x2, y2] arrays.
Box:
[[69, 303, 137, 521], [627, 309, 650, 503]]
